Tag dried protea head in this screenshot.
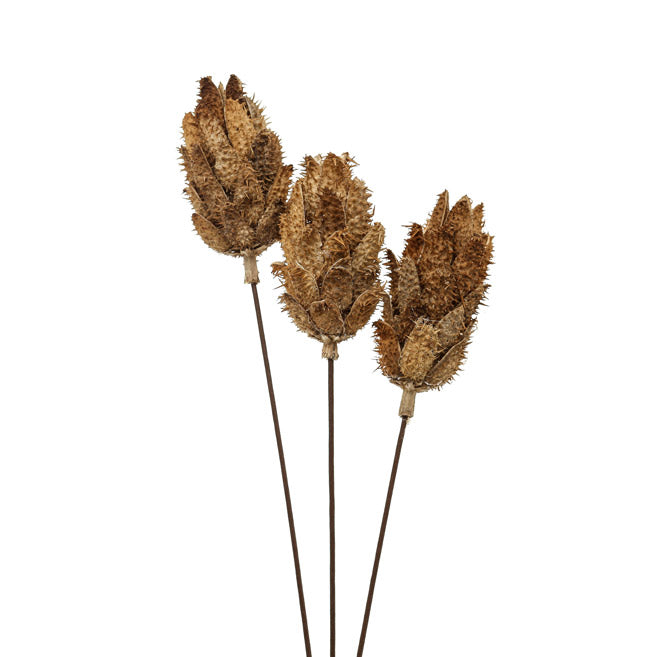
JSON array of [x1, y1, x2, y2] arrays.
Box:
[[180, 75, 293, 283], [374, 191, 493, 417], [273, 153, 385, 359]]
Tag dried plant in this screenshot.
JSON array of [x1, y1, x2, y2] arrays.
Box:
[[180, 75, 293, 283], [273, 153, 384, 360], [178, 71, 497, 657], [357, 190, 493, 657], [373, 190, 493, 417], [273, 152, 384, 657], [180, 75, 312, 657]]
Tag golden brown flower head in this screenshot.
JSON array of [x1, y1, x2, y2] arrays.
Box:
[[273, 153, 385, 359], [180, 75, 293, 283], [374, 191, 493, 416]]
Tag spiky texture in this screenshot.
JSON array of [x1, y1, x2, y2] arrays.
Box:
[[374, 190, 493, 392], [180, 75, 292, 268], [273, 153, 384, 358]]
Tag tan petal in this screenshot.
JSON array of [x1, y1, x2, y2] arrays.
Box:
[[453, 234, 493, 295], [185, 145, 227, 211], [265, 164, 293, 210], [444, 195, 472, 234], [471, 203, 485, 232], [296, 226, 324, 277], [182, 112, 203, 150], [317, 188, 345, 237], [345, 176, 372, 242], [221, 206, 255, 250], [399, 321, 440, 383], [302, 155, 321, 197], [231, 166, 265, 227], [397, 256, 420, 313], [251, 130, 283, 191], [345, 287, 381, 335], [352, 222, 384, 275], [425, 324, 474, 388], [184, 184, 207, 216], [320, 153, 350, 199], [324, 230, 351, 263], [381, 292, 394, 325], [373, 320, 401, 377], [196, 77, 226, 134], [288, 265, 320, 307], [309, 299, 344, 336], [191, 213, 229, 253], [225, 98, 257, 158], [418, 227, 453, 282], [383, 249, 399, 309], [321, 267, 353, 311], [281, 293, 318, 338], [279, 183, 305, 263], [255, 166, 291, 246], [433, 286, 486, 350], [402, 223, 424, 262], [243, 96, 268, 133], [225, 74, 244, 100], [425, 189, 449, 234]]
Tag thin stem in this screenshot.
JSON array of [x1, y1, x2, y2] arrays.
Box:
[[328, 358, 336, 657], [356, 416, 409, 657], [250, 283, 312, 657]]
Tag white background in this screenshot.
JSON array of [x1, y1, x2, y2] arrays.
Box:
[[1, 1, 655, 656]]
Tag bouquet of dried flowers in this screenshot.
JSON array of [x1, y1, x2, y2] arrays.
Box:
[[180, 75, 493, 657]]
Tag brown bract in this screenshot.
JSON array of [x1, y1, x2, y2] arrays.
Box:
[[180, 75, 292, 283], [273, 153, 385, 359], [374, 190, 493, 409]]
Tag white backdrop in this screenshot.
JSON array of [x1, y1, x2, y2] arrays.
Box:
[[1, 1, 656, 656]]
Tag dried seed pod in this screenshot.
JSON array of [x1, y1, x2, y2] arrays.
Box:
[[180, 75, 292, 283], [373, 190, 493, 416], [274, 153, 384, 359]]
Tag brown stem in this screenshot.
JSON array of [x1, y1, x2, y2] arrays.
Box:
[[243, 252, 259, 284], [356, 416, 409, 657], [250, 282, 312, 657], [328, 358, 336, 657]]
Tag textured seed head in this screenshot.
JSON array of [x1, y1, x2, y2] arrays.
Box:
[[180, 75, 291, 273], [274, 153, 384, 358], [373, 191, 493, 391]]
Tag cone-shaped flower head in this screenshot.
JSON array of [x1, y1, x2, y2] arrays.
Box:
[[374, 191, 493, 417], [274, 153, 385, 359], [180, 75, 293, 283]]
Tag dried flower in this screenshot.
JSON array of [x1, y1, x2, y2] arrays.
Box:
[[374, 191, 493, 417], [273, 153, 384, 359], [180, 75, 293, 283]]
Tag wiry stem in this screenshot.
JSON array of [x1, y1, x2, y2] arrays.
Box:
[[328, 358, 336, 657], [356, 416, 409, 657], [250, 282, 312, 657]]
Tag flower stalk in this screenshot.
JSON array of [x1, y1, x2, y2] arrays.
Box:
[[275, 152, 385, 655], [356, 190, 494, 655], [181, 75, 312, 657]]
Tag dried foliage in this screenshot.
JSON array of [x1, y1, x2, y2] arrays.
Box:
[[180, 75, 292, 282], [374, 190, 493, 395], [273, 153, 384, 358]]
